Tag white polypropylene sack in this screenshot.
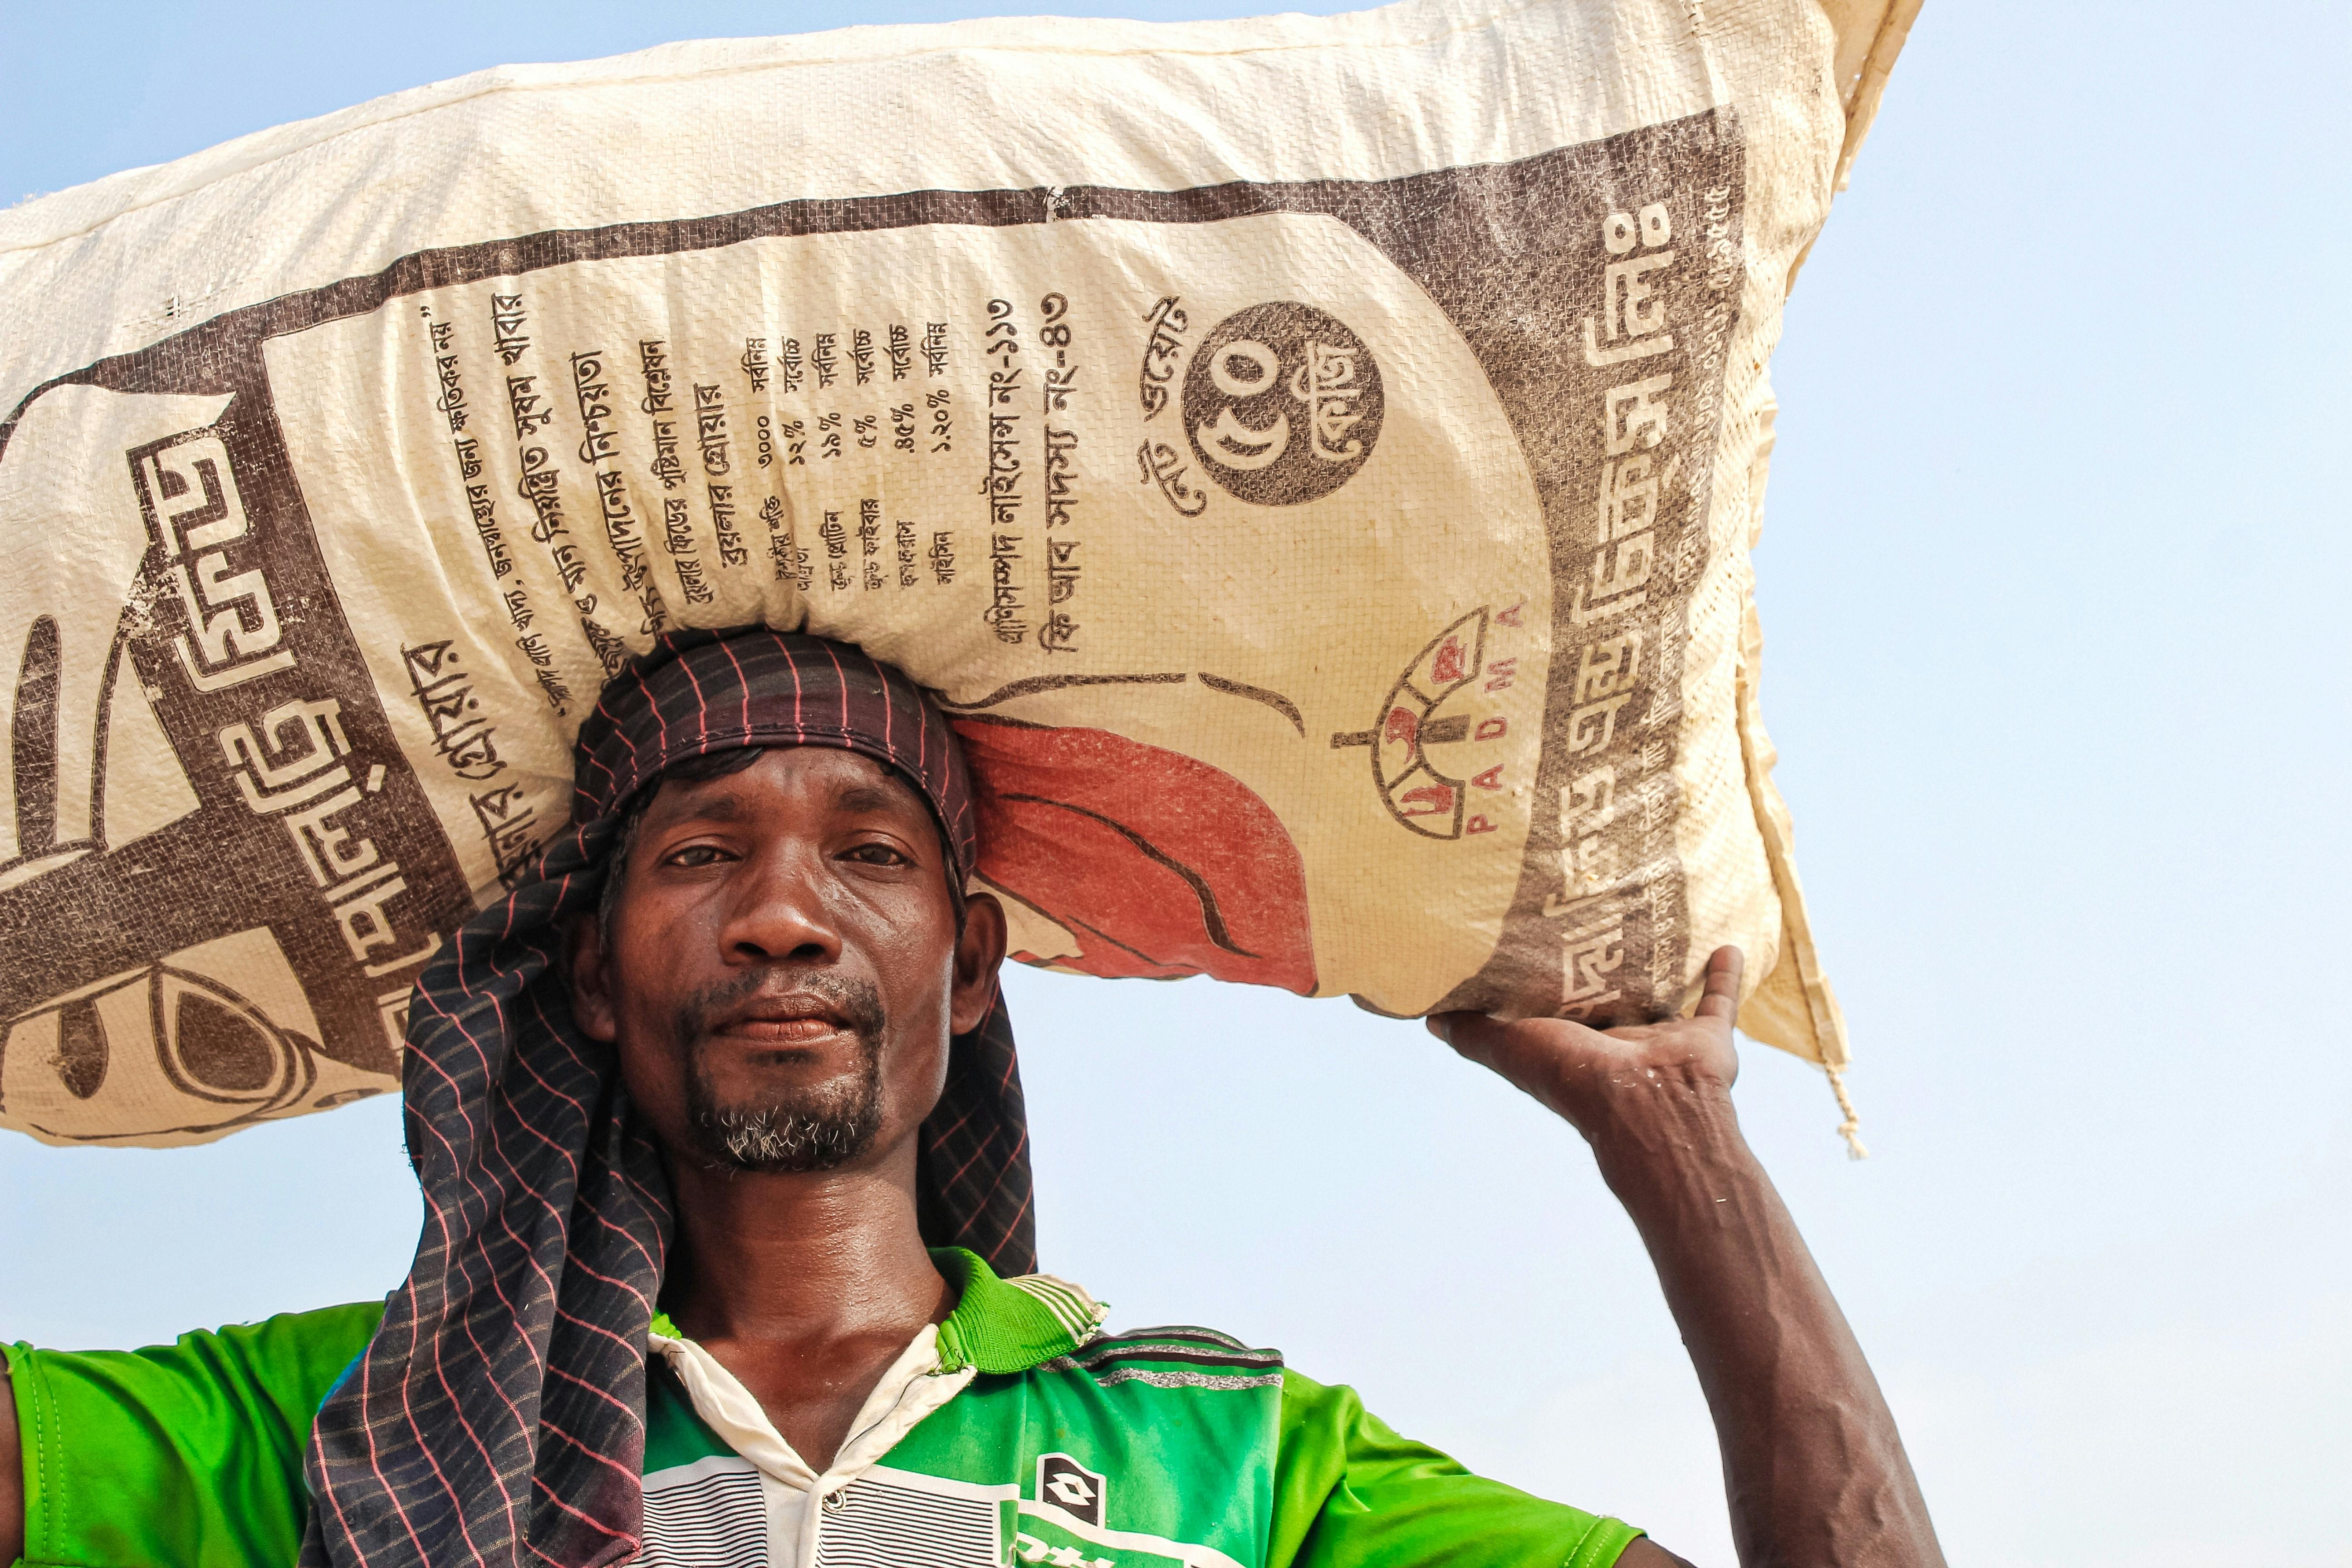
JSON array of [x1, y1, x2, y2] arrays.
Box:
[[0, 0, 1917, 1146]]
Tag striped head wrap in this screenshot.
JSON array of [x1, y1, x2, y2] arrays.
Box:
[[303, 628, 1034, 1568]]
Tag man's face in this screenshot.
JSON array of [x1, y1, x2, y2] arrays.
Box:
[[568, 747, 1004, 1176]]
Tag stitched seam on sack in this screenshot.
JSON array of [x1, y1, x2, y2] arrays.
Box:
[[0, 0, 1562, 259]]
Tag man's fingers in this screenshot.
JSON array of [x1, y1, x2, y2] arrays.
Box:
[[1694, 945, 1744, 1023], [1427, 1010, 1584, 1113], [1426, 1010, 1502, 1060]]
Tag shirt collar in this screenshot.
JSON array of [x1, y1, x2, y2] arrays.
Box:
[[931, 1247, 1106, 1374], [647, 1247, 1104, 1377]]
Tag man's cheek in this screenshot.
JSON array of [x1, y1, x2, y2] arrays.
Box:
[[878, 919, 955, 1008], [614, 1044, 687, 1142]]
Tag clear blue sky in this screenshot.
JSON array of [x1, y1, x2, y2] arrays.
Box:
[[3, 4, 2347, 1565]]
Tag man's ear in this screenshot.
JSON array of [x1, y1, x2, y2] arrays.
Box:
[[948, 891, 1009, 1036], [568, 910, 619, 1044]]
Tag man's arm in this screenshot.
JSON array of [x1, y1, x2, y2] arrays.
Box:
[[1432, 948, 1944, 1568], [3, 1361, 23, 1566]]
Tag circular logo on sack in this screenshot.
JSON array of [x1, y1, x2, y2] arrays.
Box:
[[1182, 302, 1383, 505]]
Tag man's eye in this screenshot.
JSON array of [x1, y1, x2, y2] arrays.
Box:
[[842, 843, 911, 867], [664, 844, 730, 868]]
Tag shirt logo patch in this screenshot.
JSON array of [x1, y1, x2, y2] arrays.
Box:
[[1037, 1452, 1108, 1527]]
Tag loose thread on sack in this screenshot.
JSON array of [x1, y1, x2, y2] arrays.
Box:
[[1824, 1063, 1869, 1161]]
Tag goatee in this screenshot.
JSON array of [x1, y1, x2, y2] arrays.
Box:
[[675, 971, 887, 1172]]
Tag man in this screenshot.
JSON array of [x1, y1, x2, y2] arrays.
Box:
[[0, 630, 1943, 1568]]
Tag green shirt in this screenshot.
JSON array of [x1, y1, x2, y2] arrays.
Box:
[[7, 1251, 1642, 1568]]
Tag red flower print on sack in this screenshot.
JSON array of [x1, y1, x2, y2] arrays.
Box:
[[954, 719, 1316, 994]]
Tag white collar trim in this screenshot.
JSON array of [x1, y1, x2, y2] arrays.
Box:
[[647, 1322, 975, 1496]]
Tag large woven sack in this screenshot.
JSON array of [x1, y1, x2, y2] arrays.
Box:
[[0, 0, 1916, 1147]]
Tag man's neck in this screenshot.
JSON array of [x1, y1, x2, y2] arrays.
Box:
[[664, 1143, 950, 1343], [659, 1143, 953, 1470]]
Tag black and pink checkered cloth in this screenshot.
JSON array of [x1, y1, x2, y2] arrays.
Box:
[[303, 629, 1035, 1568]]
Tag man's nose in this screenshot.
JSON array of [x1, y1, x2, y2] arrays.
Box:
[[715, 844, 843, 965]]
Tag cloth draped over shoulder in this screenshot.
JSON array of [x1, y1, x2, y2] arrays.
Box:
[[303, 628, 1037, 1568]]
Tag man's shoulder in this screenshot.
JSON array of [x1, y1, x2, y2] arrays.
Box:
[[5, 1300, 392, 1568], [10, 1298, 386, 1397], [1039, 1323, 1287, 1389]]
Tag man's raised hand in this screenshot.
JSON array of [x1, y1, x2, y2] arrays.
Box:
[[1426, 945, 1744, 1145]]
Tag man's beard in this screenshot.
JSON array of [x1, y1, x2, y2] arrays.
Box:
[[674, 971, 888, 1173]]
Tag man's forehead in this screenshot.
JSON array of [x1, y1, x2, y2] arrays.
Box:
[[642, 747, 930, 824]]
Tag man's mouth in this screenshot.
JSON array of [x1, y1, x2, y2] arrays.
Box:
[[707, 995, 861, 1049], [676, 970, 887, 1063]]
